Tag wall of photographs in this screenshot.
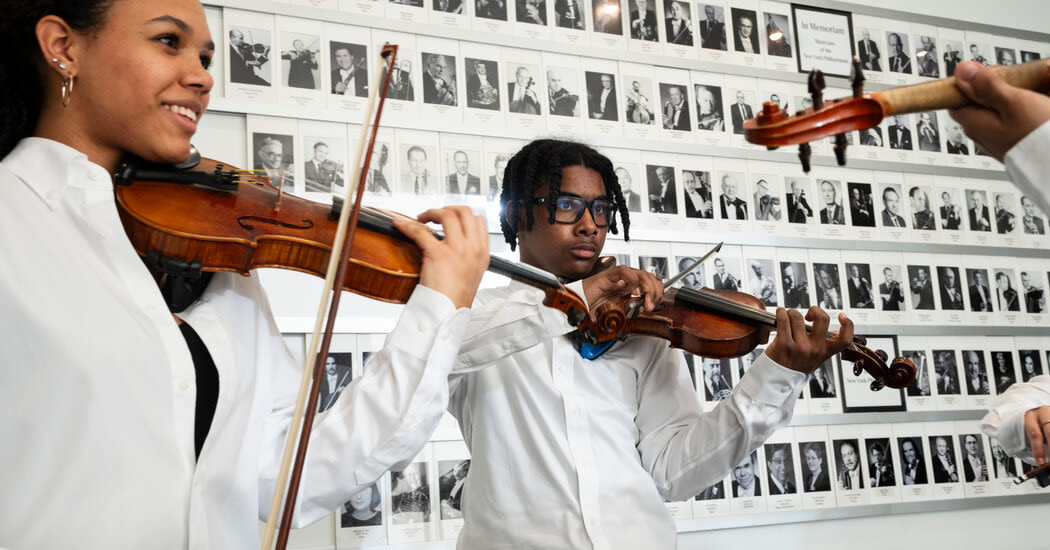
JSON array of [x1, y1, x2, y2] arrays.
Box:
[[195, 0, 1050, 548]]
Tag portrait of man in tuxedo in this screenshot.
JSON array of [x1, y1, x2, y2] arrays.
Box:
[[857, 29, 881, 71], [886, 32, 912, 73], [729, 90, 754, 135], [966, 269, 993, 312], [835, 440, 863, 490], [802, 442, 831, 492], [664, 1, 694, 45], [848, 182, 875, 227], [780, 262, 810, 308], [846, 263, 874, 309], [938, 266, 965, 310], [785, 178, 813, 224], [995, 194, 1017, 234], [628, 0, 657, 41], [881, 186, 907, 228], [438, 460, 470, 519], [719, 173, 748, 220], [330, 42, 368, 97], [995, 271, 1020, 312], [614, 167, 642, 212], [809, 358, 836, 398], [229, 28, 271, 87], [909, 186, 935, 230], [1021, 271, 1046, 314], [938, 190, 963, 230], [486, 154, 509, 202], [402, 145, 436, 195], [731, 452, 762, 497], [554, 0, 584, 29], [943, 41, 963, 76], [916, 112, 940, 152], [698, 4, 726, 50], [879, 266, 905, 311], [930, 436, 960, 484], [547, 68, 580, 117], [446, 150, 481, 195], [945, 121, 969, 155], [319, 354, 352, 413], [908, 265, 935, 310], [934, 349, 961, 395], [303, 140, 344, 194], [899, 438, 928, 485], [968, 190, 992, 232], [647, 165, 678, 214], [731, 8, 760, 54], [818, 180, 845, 225], [888, 114, 913, 150], [466, 58, 500, 111], [586, 72, 618, 121], [660, 84, 691, 131], [765, 443, 796, 495], [867, 439, 896, 488], [507, 66, 541, 115], [682, 169, 712, 219], [963, 350, 990, 396], [1020, 196, 1046, 235]]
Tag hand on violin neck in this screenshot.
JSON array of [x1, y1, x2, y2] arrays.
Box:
[[1023, 405, 1050, 465], [764, 307, 854, 374], [581, 265, 663, 313], [393, 206, 489, 309]]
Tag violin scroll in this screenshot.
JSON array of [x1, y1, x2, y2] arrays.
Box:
[[840, 340, 916, 391]]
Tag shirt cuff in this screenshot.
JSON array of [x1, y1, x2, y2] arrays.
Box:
[[1005, 120, 1050, 215], [735, 351, 807, 405], [385, 284, 470, 364]]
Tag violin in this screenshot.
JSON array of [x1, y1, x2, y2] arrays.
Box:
[[742, 57, 1050, 172]]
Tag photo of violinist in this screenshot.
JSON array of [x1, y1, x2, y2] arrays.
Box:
[[228, 26, 271, 86], [847, 181, 876, 227], [936, 187, 963, 230], [845, 263, 875, 309], [302, 138, 346, 194], [422, 53, 458, 107], [329, 41, 368, 97], [465, 58, 500, 111], [780, 261, 810, 309], [280, 34, 319, 90]]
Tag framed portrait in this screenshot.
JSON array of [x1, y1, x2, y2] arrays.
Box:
[[790, 4, 854, 78], [839, 334, 906, 412]]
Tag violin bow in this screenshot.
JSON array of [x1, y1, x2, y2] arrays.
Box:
[[743, 57, 1050, 172], [261, 43, 399, 550]]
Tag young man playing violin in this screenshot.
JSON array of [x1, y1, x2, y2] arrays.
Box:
[[0, 1, 489, 548], [446, 139, 854, 549]]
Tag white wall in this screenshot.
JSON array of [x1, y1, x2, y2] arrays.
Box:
[[870, 0, 1050, 34]]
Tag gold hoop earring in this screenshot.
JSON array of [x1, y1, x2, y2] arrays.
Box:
[[61, 76, 75, 107]]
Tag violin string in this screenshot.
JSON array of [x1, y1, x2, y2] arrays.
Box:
[[678, 286, 846, 342]]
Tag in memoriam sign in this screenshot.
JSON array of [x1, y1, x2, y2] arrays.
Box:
[[792, 4, 855, 78]]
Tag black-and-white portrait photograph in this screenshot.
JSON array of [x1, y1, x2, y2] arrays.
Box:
[[906, 265, 935, 310], [421, 53, 457, 107], [915, 35, 938, 78], [229, 27, 272, 86], [887, 114, 913, 150], [554, 0, 584, 29], [391, 462, 430, 524], [445, 150, 482, 195], [817, 179, 845, 225], [516, 0, 547, 25], [994, 269, 1021, 312], [880, 184, 907, 228], [785, 177, 814, 224], [388, 58, 415, 102], [507, 65, 541, 115], [856, 29, 881, 71], [646, 164, 678, 214], [712, 256, 743, 291], [664, 0, 694, 45], [878, 265, 906, 311], [465, 58, 500, 111], [747, 259, 777, 306], [697, 4, 727, 50], [593, 0, 623, 34], [624, 77, 655, 125], [547, 67, 580, 117], [694, 84, 725, 132], [966, 268, 993, 312], [615, 165, 642, 212], [1021, 50, 1042, 63], [660, 83, 691, 131], [696, 480, 726, 500], [813, 263, 843, 310], [780, 261, 810, 308], [1019, 350, 1044, 382], [990, 438, 1018, 480], [933, 349, 960, 395], [866, 438, 896, 488], [731, 451, 761, 497], [438, 459, 470, 519], [995, 47, 1018, 66], [391, 0, 424, 7], [319, 353, 352, 413], [937, 189, 963, 230], [752, 177, 781, 221], [639, 255, 668, 278], [834, 439, 863, 490], [1020, 195, 1046, 234], [717, 172, 747, 220], [728, 89, 755, 135], [898, 437, 929, 485], [700, 358, 733, 401], [991, 351, 1016, 395], [809, 357, 837, 398], [962, 349, 990, 396], [341, 482, 383, 527], [994, 193, 1018, 234], [366, 142, 392, 196], [904, 349, 931, 397], [929, 435, 960, 483], [885, 31, 912, 73], [302, 138, 345, 194], [944, 120, 968, 155], [330, 42, 368, 97], [627, 0, 657, 41], [280, 33, 320, 90], [848, 182, 875, 227], [433, 0, 464, 13], [916, 112, 940, 152], [765, 443, 797, 495], [586, 71, 618, 120], [682, 169, 712, 218], [1021, 271, 1046, 313], [967, 189, 992, 232], [475, 0, 508, 20], [765, 12, 792, 57], [857, 126, 883, 147], [943, 40, 963, 76], [845, 263, 875, 309], [486, 153, 509, 202], [801, 441, 832, 492], [674, 256, 706, 290], [730, 8, 759, 54], [252, 133, 294, 191], [401, 143, 438, 195], [936, 266, 964, 310], [969, 43, 991, 66]]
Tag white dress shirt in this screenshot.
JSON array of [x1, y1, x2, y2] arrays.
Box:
[[1006, 120, 1050, 216], [448, 281, 805, 549], [0, 138, 470, 549], [982, 374, 1050, 463]]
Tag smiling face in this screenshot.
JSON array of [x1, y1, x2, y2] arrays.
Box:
[[335, 47, 353, 70], [738, 16, 752, 38], [883, 187, 900, 215], [903, 440, 917, 463], [721, 174, 737, 201], [733, 455, 755, 488], [260, 140, 284, 170], [668, 86, 683, 107], [768, 448, 787, 482], [454, 151, 469, 174], [805, 448, 822, 473], [348, 485, 374, 511]]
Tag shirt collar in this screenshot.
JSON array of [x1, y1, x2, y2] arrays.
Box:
[[5, 137, 111, 209]]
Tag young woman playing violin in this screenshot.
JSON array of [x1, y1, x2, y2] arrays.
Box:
[[445, 139, 855, 549], [0, 1, 490, 547]]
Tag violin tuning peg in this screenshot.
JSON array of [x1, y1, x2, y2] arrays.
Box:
[[870, 378, 886, 392], [876, 349, 889, 362], [852, 334, 867, 346], [807, 70, 825, 110], [798, 143, 812, 173], [853, 363, 863, 376], [850, 57, 867, 98], [833, 133, 849, 166]]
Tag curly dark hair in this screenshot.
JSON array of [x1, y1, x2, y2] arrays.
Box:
[[0, 1, 117, 158], [499, 139, 630, 251]]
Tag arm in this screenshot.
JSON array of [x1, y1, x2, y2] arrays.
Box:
[[982, 375, 1050, 464]]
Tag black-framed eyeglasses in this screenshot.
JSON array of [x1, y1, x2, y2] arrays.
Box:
[[528, 194, 615, 227]]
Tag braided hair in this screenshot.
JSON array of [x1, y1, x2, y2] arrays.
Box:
[[499, 139, 630, 251], [0, 1, 117, 159]]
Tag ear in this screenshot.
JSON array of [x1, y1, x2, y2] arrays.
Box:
[[36, 15, 81, 79], [503, 199, 522, 234]]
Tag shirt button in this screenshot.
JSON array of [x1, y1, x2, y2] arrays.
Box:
[[781, 386, 791, 393], [502, 342, 511, 351], [178, 379, 191, 391]]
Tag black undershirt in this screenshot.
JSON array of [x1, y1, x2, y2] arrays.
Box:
[[178, 321, 220, 460]]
